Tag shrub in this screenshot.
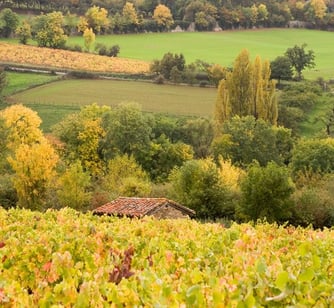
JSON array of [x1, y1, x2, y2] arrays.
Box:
[[239, 161, 294, 223], [109, 45, 120, 57], [153, 74, 165, 84]]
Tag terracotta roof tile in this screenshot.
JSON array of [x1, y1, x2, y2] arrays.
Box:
[[93, 197, 195, 218]]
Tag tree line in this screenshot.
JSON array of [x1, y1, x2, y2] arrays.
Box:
[[1, 0, 334, 36]]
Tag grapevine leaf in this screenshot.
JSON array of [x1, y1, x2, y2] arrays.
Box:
[[299, 268, 315, 282], [275, 271, 289, 291]]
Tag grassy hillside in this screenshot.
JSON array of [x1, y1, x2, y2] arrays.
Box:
[[1, 207, 334, 306], [7, 78, 216, 131]]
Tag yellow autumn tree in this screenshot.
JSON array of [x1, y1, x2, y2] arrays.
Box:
[[0, 104, 43, 151], [83, 27, 95, 51], [153, 4, 174, 30], [83, 6, 109, 34], [52, 103, 110, 177], [214, 49, 277, 134], [309, 0, 327, 20], [217, 156, 245, 194], [122, 2, 138, 31], [8, 140, 59, 210]]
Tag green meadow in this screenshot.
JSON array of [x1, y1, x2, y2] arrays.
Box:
[[67, 28, 334, 79], [7, 78, 216, 131], [3, 72, 60, 96], [3, 28, 334, 79]]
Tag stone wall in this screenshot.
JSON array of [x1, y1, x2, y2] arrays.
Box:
[[150, 205, 190, 219]]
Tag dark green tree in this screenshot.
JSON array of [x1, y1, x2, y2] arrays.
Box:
[[0, 8, 19, 38], [212, 116, 293, 167], [180, 118, 214, 158], [150, 52, 185, 80], [285, 43, 315, 80], [270, 55, 293, 84], [100, 102, 152, 160], [239, 161, 294, 223], [138, 134, 193, 182]]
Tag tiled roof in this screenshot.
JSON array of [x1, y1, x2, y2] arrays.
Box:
[[93, 197, 195, 218]]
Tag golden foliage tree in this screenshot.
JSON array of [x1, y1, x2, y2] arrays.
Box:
[[8, 140, 58, 210], [153, 4, 174, 30], [52, 104, 110, 177], [122, 2, 138, 30], [83, 27, 95, 51], [214, 49, 277, 133], [0, 104, 43, 151], [83, 6, 109, 34]]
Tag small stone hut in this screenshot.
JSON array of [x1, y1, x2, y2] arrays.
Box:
[[93, 197, 195, 219]]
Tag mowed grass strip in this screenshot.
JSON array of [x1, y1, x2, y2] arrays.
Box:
[[3, 72, 60, 96], [68, 28, 334, 79], [9, 78, 217, 115]]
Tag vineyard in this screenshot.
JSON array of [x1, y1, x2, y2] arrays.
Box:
[[1, 208, 334, 306], [0, 43, 150, 74]]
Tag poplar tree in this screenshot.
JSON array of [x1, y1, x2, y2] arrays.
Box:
[[214, 49, 277, 133]]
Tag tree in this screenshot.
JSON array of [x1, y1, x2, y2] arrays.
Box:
[[52, 104, 110, 177], [207, 64, 227, 87], [0, 116, 9, 171], [239, 161, 294, 223], [8, 140, 59, 210], [270, 56, 293, 84], [57, 161, 92, 210], [211, 116, 293, 167], [169, 158, 234, 219], [150, 52, 185, 80], [285, 44, 315, 80], [82, 6, 109, 34], [0, 8, 19, 38], [100, 103, 152, 161], [122, 2, 138, 32], [15, 20, 32, 44], [306, 0, 327, 24], [138, 135, 194, 182], [214, 49, 277, 132], [153, 4, 174, 31], [33, 12, 67, 48], [83, 27, 95, 51], [0, 66, 7, 98], [180, 118, 214, 158], [0, 104, 43, 151], [257, 4, 269, 25], [102, 154, 151, 198], [290, 138, 334, 176]]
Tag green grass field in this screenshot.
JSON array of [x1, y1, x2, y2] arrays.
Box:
[[3, 72, 60, 96], [3, 28, 334, 79], [7, 78, 216, 131], [67, 29, 334, 79]]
